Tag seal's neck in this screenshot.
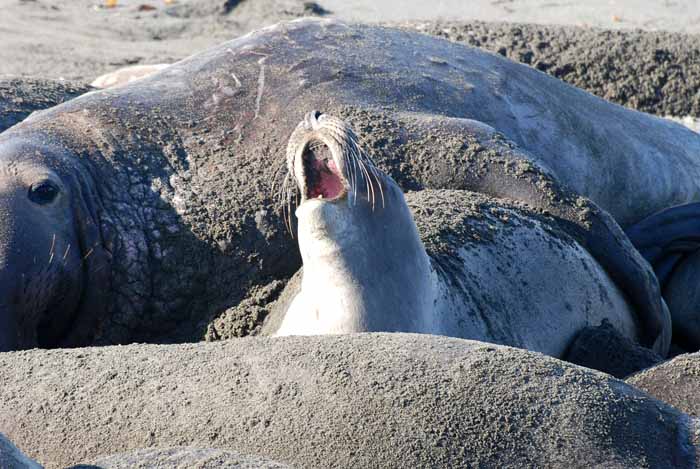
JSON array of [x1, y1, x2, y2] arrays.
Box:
[[276, 189, 439, 336]]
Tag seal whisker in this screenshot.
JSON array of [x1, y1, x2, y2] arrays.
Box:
[[367, 162, 385, 208], [281, 172, 297, 236], [62, 244, 71, 262], [350, 150, 359, 206], [274, 140, 301, 236], [280, 173, 291, 233], [344, 136, 358, 204], [48, 234, 56, 264], [345, 136, 368, 207], [287, 177, 297, 237], [343, 139, 364, 202], [343, 141, 359, 206], [346, 135, 376, 210], [357, 150, 376, 209], [350, 134, 385, 209], [362, 160, 377, 210], [270, 153, 289, 199]]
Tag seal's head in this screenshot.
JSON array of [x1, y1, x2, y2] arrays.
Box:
[[284, 111, 393, 250], [0, 135, 109, 350], [276, 112, 436, 335]]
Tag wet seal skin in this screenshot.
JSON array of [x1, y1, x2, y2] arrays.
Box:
[[3, 18, 698, 351]]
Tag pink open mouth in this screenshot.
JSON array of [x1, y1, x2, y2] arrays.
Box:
[[303, 142, 345, 200]]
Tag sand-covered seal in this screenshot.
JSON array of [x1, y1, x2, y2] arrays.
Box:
[[0, 432, 41, 469], [0, 78, 92, 133], [627, 352, 700, 417], [3, 18, 697, 350], [262, 113, 648, 357], [70, 447, 290, 469], [0, 334, 696, 469]]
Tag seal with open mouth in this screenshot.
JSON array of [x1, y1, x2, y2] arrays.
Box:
[[269, 112, 645, 357]]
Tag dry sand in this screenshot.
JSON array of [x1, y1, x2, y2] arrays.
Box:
[[2, 0, 700, 122], [324, 0, 700, 33], [0, 0, 321, 80]]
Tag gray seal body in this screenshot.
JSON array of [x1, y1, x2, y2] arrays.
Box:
[[0, 18, 692, 350]]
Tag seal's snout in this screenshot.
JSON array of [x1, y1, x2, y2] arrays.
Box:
[[286, 112, 385, 210], [304, 110, 324, 130]]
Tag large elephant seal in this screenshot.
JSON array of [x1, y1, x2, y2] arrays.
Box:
[[1, 18, 695, 351], [266, 112, 651, 357], [0, 335, 696, 468]]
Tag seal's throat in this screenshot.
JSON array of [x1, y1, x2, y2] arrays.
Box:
[[302, 141, 344, 200]]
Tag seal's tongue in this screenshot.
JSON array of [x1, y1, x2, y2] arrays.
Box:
[[303, 143, 343, 200]]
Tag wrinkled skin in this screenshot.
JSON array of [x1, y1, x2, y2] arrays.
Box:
[[0, 18, 694, 350]]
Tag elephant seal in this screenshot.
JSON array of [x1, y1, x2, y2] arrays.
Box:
[[0, 334, 696, 468], [267, 112, 649, 357], [0, 18, 690, 351], [0, 78, 92, 132], [626, 203, 700, 351], [627, 351, 700, 417]]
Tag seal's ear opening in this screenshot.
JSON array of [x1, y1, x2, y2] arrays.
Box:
[[302, 140, 344, 200], [58, 167, 113, 348]]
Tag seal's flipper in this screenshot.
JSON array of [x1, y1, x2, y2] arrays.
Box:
[[626, 203, 700, 350], [659, 250, 700, 350], [564, 320, 663, 378], [626, 202, 700, 285]]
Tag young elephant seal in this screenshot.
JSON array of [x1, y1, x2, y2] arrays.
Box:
[[276, 111, 438, 336], [271, 112, 644, 357]]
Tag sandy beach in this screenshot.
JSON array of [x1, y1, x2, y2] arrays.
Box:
[[2, 0, 699, 81]]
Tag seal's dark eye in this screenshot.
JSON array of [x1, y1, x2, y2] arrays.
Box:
[[28, 181, 60, 205]]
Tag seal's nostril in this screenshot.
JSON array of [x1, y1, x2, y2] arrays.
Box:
[[304, 110, 323, 129]]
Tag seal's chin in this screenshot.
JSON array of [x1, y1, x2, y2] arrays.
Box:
[[301, 141, 346, 202]]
